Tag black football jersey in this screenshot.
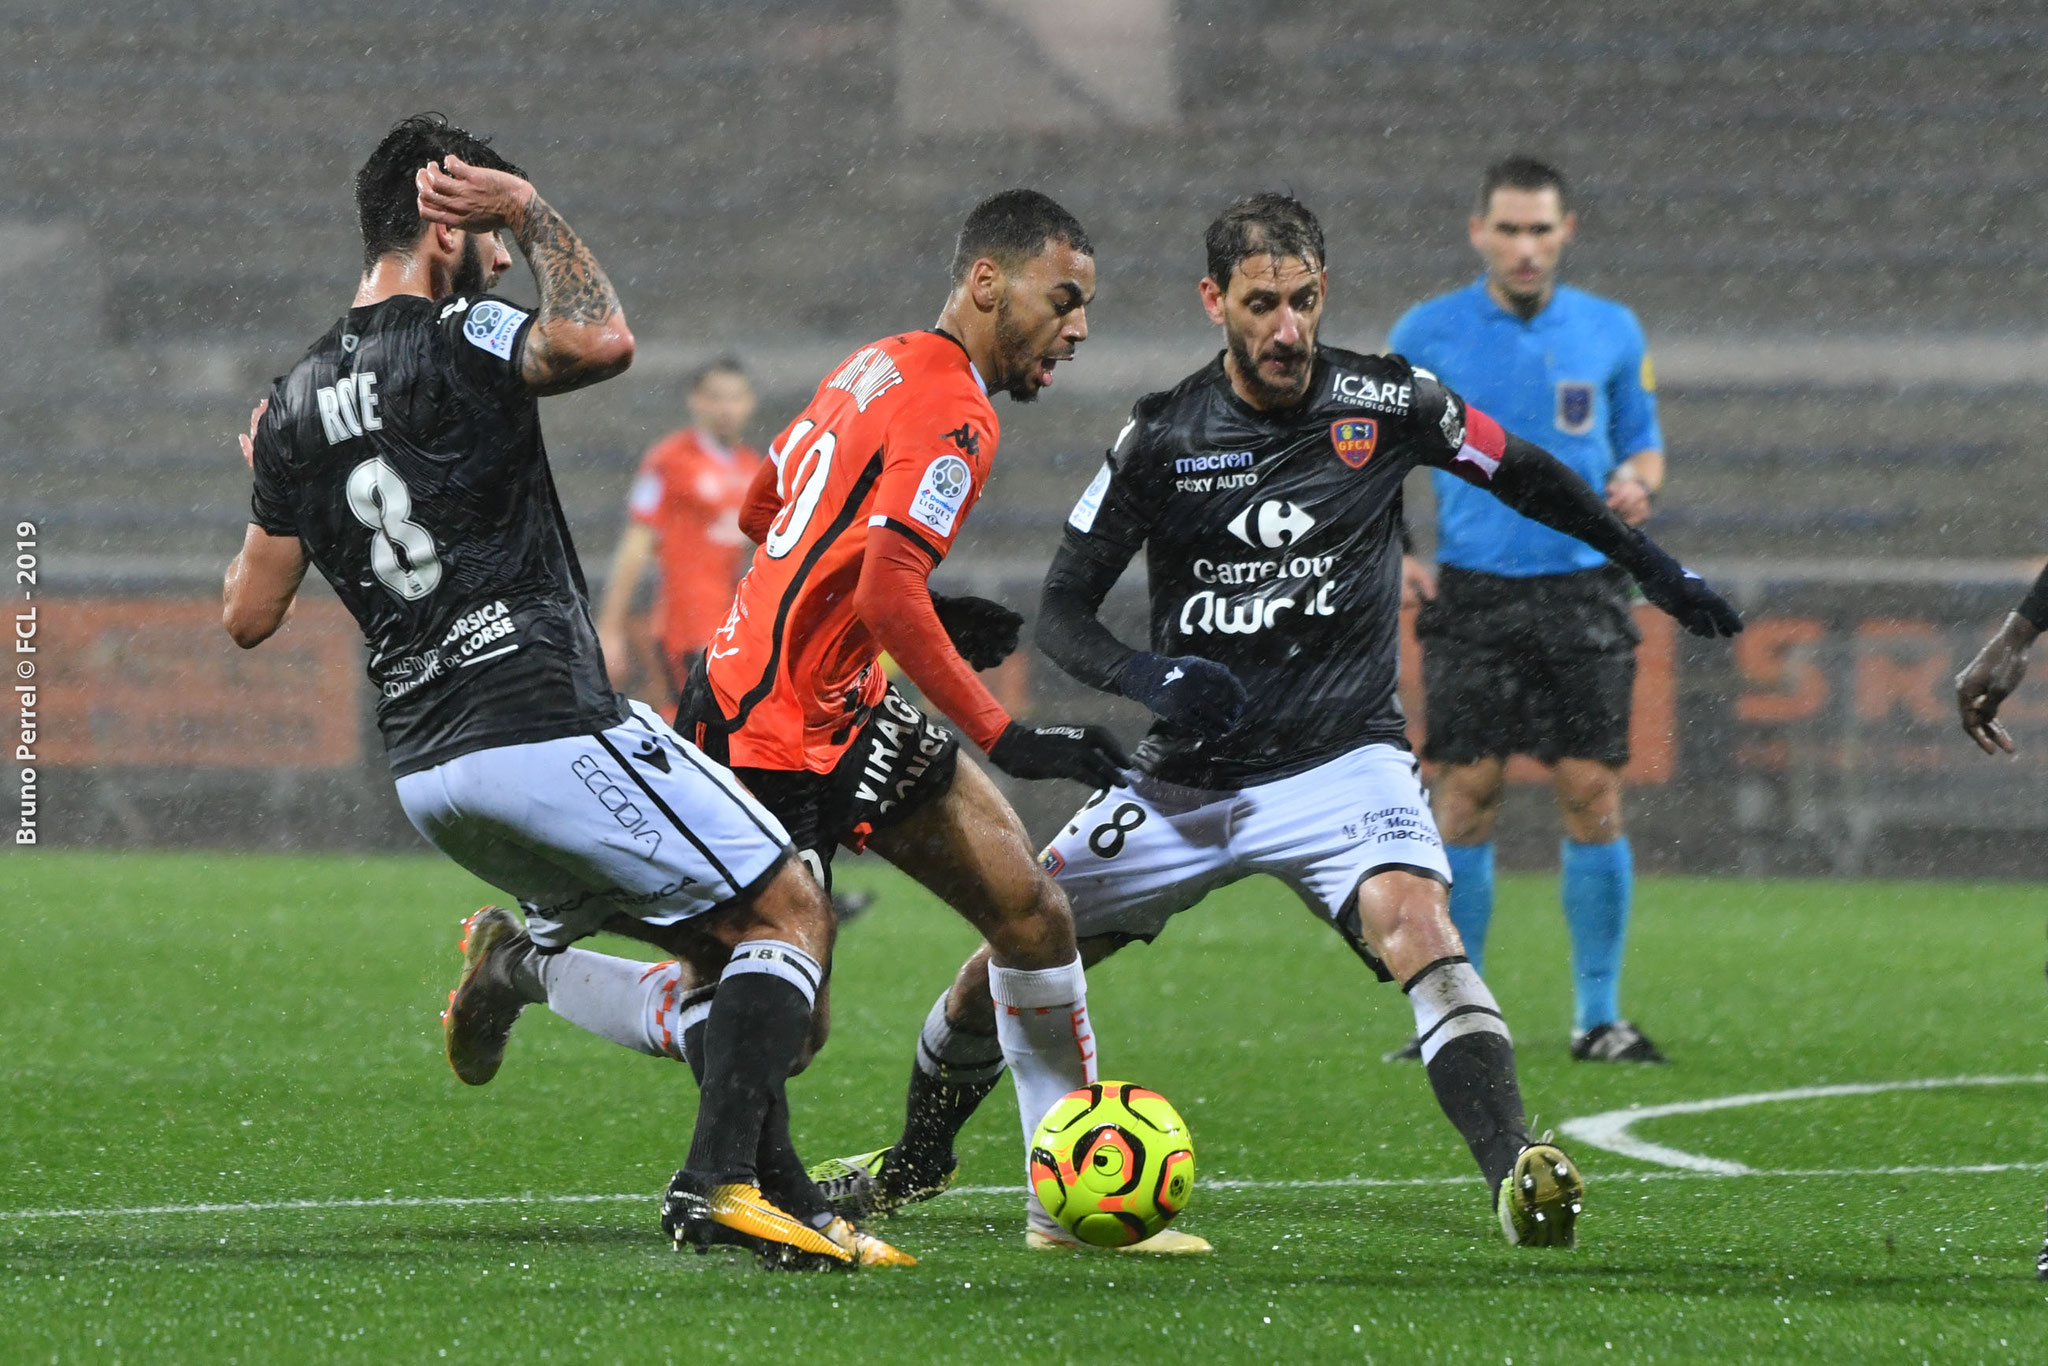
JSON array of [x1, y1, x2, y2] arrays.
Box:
[[249, 292, 625, 775], [1063, 345, 1503, 788]]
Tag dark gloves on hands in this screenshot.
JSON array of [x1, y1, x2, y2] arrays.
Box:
[[1626, 536, 1743, 639], [1114, 651, 1248, 737], [987, 721, 1130, 788], [932, 593, 1024, 671]]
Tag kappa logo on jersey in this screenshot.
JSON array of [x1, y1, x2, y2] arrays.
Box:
[[1556, 382, 1596, 435], [909, 453, 974, 538], [1227, 499, 1316, 549], [825, 346, 906, 412], [943, 423, 982, 457], [1330, 418, 1378, 468], [1329, 372, 1412, 412], [1068, 460, 1113, 532], [463, 300, 529, 361]]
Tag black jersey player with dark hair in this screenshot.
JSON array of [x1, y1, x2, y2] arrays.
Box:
[[812, 192, 1741, 1252], [222, 113, 907, 1271]]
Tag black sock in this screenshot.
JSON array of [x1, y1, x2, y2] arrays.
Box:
[[1423, 1030, 1530, 1192], [681, 984, 830, 1223], [684, 970, 813, 1184], [886, 1064, 1000, 1191], [880, 992, 1005, 1194]]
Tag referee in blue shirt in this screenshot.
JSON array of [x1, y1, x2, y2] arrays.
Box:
[[1388, 156, 1667, 1064]]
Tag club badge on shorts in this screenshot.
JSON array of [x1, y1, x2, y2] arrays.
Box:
[[1330, 418, 1378, 468], [1556, 382, 1596, 435]]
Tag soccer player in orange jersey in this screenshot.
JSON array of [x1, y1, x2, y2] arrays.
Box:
[[453, 190, 1126, 1242], [595, 357, 763, 698]]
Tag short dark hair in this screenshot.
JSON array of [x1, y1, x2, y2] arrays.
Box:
[[1204, 193, 1325, 291], [687, 355, 747, 393], [355, 113, 524, 268], [1478, 155, 1568, 214], [949, 189, 1092, 283]]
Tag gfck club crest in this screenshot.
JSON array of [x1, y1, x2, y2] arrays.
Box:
[[1330, 418, 1378, 468]]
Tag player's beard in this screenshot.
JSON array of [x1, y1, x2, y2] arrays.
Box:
[[992, 297, 1041, 403], [1227, 325, 1314, 409], [450, 234, 488, 297]]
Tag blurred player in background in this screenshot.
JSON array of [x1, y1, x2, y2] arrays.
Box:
[[812, 194, 1743, 1252], [596, 356, 763, 700], [1387, 156, 1672, 1064], [221, 114, 902, 1270], [451, 189, 1127, 1251], [1954, 563, 2048, 1279]]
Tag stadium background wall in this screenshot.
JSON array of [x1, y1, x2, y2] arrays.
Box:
[[23, 564, 2043, 877], [6, 1, 2045, 879]]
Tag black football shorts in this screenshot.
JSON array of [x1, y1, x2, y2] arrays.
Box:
[[1416, 565, 1640, 768], [677, 659, 959, 887]]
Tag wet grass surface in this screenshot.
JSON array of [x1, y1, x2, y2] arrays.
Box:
[[6, 852, 2047, 1362]]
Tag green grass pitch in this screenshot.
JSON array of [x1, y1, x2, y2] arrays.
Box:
[[6, 851, 2048, 1363]]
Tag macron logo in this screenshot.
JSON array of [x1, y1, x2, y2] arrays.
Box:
[[1163, 666, 1185, 684]]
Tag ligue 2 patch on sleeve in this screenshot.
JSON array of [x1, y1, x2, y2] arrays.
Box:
[[1068, 460, 1113, 532], [908, 453, 974, 538], [463, 300, 530, 361], [1330, 418, 1378, 468]]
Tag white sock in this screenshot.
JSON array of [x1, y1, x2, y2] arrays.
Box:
[[525, 948, 688, 1061], [988, 955, 1095, 1229], [1405, 957, 1511, 1063]]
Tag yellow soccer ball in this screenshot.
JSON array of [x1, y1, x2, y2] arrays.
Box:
[[1029, 1081, 1195, 1247]]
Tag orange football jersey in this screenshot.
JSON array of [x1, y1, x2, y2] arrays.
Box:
[[706, 330, 998, 771], [627, 428, 762, 672]]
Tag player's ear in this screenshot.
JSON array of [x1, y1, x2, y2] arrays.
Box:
[[1559, 210, 1579, 246], [1466, 215, 1488, 253], [1197, 276, 1226, 326], [967, 257, 1004, 314]]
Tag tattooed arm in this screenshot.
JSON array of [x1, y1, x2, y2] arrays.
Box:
[[415, 154, 635, 395]]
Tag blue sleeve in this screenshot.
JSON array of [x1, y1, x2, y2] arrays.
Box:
[[1386, 304, 1429, 367], [1606, 307, 1662, 457]]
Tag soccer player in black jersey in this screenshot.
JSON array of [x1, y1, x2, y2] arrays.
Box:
[[221, 114, 906, 1271], [812, 194, 1741, 1252]]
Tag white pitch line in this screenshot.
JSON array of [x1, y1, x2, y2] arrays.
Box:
[[8, 1161, 2048, 1224], [1560, 1073, 2048, 1173]]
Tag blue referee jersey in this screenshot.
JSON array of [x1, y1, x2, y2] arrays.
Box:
[[1388, 278, 1661, 577]]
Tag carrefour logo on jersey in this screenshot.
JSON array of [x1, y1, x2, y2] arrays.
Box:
[[1227, 499, 1316, 549], [1329, 372, 1411, 412]]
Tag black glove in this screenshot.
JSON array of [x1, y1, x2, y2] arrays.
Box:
[[932, 593, 1024, 671], [1115, 651, 1248, 737], [987, 721, 1130, 788], [1626, 535, 1744, 638]]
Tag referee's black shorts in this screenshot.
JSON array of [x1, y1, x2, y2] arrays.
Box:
[[1416, 565, 1641, 768]]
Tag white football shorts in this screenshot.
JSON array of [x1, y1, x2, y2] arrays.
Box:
[[1039, 742, 1450, 978], [395, 699, 794, 948]]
